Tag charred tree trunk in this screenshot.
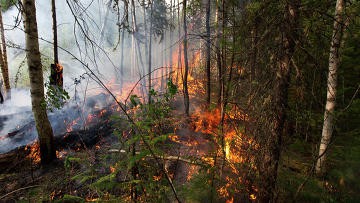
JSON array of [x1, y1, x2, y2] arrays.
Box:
[[22, 0, 56, 165], [205, 0, 211, 106], [52, 0, 58, 65], [182, 0, 189, 116], [219, 0, 228, 176], [215, 0, 222, 106], [50, 0, 63, 90], [0, 85, 3, 103], [316, 0, 345, 176], [0, 4, 10, 99], [260, 1, 299, 202]]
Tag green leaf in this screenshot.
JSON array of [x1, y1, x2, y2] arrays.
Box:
[[150, 134, 168, 145], [130, 94, 140, 107]]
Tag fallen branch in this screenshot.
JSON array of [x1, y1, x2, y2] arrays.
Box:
[[0, 185, 41, 200], [108, 149, 207, 166]]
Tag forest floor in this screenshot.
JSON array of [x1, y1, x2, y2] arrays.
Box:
[[0, 93, 216, 202], [0, 92, 359, 202]]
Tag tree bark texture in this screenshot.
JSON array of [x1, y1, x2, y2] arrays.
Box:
[[316, 0, 344, 176], [176, 0, 182, 84], [183, 0, 190, 116], [260, 1, 299, 202], [0, 4, 10, 97], [148, 2, 153, 104], [205, 0, 211, 106], [51, 0, 58, 64], [22, 0, 56, 165], [215, 0, 222, 106]]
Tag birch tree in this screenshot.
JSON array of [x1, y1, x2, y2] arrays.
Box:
[[22, 0, 56, 164], [0, 4, 10, 99], [316, 0, 345, 176]]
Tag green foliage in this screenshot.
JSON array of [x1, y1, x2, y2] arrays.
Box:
[[180, 172, 213, 202], [91, 174, 118, 191], [130, 94, 140, 107], [54, 194, 85, 203], [107, 84, 178, 201], [167, 79, 177, 97], [45, 83, 70, 111], [0, 0, 16, 10], [64, 156, 81, 170], [146, 0, 172, 42]]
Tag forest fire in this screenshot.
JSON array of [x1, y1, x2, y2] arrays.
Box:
[[24, 141, 41, 163], [190, 107, 247, 163], [66, 118, 80, 133], [56, 150, 67, 159], [169, 49, 205, 96], [0, 0, 353, 201]]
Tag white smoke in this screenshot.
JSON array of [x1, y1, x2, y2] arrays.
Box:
[[0, 0, 178, 153]]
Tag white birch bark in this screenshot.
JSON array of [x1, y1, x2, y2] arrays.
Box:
[[316, 0, 345, 175]]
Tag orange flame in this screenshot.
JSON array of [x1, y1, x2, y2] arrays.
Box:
[[25, 142, 41, 163]]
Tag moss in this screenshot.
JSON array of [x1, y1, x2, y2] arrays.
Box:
[[55, 194, 85, 203]]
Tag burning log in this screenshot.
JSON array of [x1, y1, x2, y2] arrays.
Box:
[[50, 63, 63, 88]]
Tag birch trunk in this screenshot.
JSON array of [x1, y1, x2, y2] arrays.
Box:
[[316, 0, 345, 176], [22, 0, 56, 165], [0, 4, 10, 98], [148, 2, 153, 104]]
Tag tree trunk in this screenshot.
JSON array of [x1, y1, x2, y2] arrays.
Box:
[[249, 17, 259, 84], [215, 0, 222, 106], [316, 0, 345, 176], [182, 0, 189, 116], [51, 0, 58, 65], [169, 0, 174, 77], [205, 0, 211, 106], [120, 30, 125, 92], [148, 2, 153, 104], [49, 0, 64, 90], [260, 1, 299, 202], [22, 0, 56, 165], [130, 0, 137, 78], [0, 87, 3, 103], [139, 0, 148, 98], [176, 0, 182, 84], [0, 4, 10, 99]]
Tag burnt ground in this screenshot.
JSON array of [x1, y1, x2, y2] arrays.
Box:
[[0, 94, 216, 202]]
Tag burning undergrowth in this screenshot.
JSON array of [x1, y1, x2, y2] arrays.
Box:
[[176, 105, 259, 202], [0, 89, 117, 154]]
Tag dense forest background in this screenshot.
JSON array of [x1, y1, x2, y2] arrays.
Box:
[[0, 0, 359, 202]]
